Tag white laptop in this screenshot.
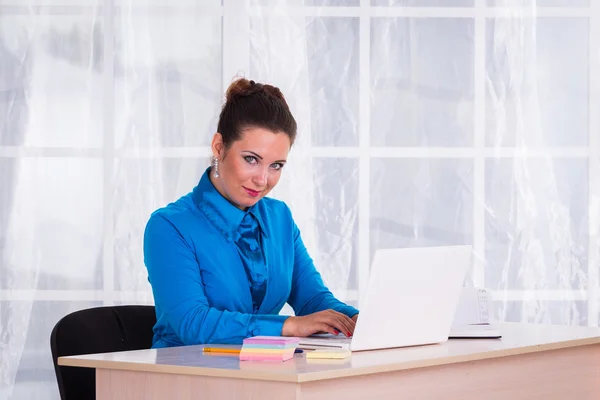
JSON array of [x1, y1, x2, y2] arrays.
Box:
[[298, 245, 476, 352]]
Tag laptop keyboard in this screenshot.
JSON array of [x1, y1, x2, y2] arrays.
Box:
[[312, 334, 352, 343]]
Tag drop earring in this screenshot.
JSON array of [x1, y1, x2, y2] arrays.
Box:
[[212, 157, 219, 178]]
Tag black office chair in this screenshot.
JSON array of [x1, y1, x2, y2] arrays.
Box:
[[50, 305, 156, 400]]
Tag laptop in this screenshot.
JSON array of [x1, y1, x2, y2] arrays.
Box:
[[297, 245, 474, 352]]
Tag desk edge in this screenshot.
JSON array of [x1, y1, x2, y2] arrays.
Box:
[[57, 336, 600, 383]]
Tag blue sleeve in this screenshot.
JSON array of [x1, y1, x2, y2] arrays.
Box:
[[144, 214, 288, 345], [286, 219, 359, 319]]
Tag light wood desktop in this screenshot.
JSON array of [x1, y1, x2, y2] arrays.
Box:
[[59, 323, 600, 399]]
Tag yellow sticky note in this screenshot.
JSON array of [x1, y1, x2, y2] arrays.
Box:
[[305, 349, 351, 359]]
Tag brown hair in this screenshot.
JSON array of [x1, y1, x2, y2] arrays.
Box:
[[217, 78, 297, 149]]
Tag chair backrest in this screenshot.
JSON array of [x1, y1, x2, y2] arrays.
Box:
[[50, 305, 156, 400]]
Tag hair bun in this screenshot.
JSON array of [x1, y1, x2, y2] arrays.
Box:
[[224, 77, 289, 107], [225, 77, 260, 103], [261, 84, 286, 103], [217, 77, 297, 148]]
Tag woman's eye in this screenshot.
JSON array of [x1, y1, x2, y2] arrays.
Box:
[[271, 163, 284, 171], [244, 156, 257, 164]]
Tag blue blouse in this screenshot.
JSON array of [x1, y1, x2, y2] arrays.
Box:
[[236, 212, 267, 313], [143, 167, 359, 348]]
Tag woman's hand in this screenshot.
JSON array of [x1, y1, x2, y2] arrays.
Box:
[[282, 309, 356, 337], [352, 314, 359, 323]]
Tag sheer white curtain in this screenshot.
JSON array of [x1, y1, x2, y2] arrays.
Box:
[[249, 1, 358, 300], [249, 1, 320, 276], [1, 0, 598, 398], [485, 11, 591, 322]]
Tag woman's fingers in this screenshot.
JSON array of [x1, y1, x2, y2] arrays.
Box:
[[325, 310, 355, 336], [328, 309, 356, 327], [289, 311, 357, 338], [315, 322, 338, 336], [318, 312, 353, 337]]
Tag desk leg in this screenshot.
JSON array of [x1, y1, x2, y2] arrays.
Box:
[[96, 369, 299, 400]]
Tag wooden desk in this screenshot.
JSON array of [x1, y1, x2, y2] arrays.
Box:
[[59, 323, 600, 399]]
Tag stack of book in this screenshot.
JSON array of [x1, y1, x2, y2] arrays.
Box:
[[239, 336, 300, 361]]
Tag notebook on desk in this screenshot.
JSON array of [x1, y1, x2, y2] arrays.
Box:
[[448, 287, 501, 338], [297, 246, 474, 352], [449, 324, 502, 339]]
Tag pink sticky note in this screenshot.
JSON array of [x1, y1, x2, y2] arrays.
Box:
[[243, 336, 300, 346]]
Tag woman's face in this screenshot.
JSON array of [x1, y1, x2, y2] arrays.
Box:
[[210, 127, 291, 210]]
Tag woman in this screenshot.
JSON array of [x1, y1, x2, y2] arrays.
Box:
[[143, 78, 358, 348]]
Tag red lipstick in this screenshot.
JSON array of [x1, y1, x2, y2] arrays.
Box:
[[243, 187, 261, 197]]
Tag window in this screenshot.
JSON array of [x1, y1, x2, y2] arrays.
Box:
[[1, 0, 598, 397]]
